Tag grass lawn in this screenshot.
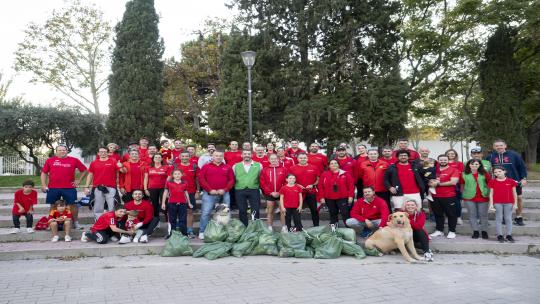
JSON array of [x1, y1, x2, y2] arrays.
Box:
[[0, 175, 42, 187], [529, 163, 540, 180]]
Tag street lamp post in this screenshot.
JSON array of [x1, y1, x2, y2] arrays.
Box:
[[241, 51, 256, 150]]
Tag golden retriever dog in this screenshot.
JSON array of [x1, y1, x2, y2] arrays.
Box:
[[364, 212, 423, 262]]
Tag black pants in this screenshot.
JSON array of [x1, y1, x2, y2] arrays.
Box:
[[355, 180, 363, 199], [236, 189, 261, 226], [168, 203, 187, 235], [376, 191, 392, 213], [304, 193, 319, 226], [13, 213, 33, 228], [229, 188, 237, 210], [86, 228, 114, 244], [326, 198, 349, 225], [148, 188, 165, 217], [413, 229, 429, 252], [285, 208, 303, 231], [432, 196, 457, 232], [140, 217, 160, 236]]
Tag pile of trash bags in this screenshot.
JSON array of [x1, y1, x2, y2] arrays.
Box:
[[162, 219, 366, 260]]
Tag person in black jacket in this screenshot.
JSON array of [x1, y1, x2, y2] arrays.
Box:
[[384, 150, 426, 212]]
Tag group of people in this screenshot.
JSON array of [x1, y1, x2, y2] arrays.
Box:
[[10, 137, 528, 253]]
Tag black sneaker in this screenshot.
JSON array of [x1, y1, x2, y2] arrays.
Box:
[[514, 217, 525, 226], [506, 235, 515, 243], [481, 231, 489, 239], [497, 235, 505, 243], [187, 232, 196, 239], [472, 231, 479, 239]]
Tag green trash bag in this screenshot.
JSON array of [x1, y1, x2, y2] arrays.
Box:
[[226, 219, 246, 243], [161, 231, 193, 257], [231, 241, 257, 257], [294, 247, 314, 258], [279, 232, 306, 250], [363, 246, 382, 257], [341, 241, 366, 259], [204, 221, 228, 243], [310, 233, 333, 248], [304, 225, 331, 236], [238, 219, 267, 242], [314, 235, 343, 259], [252, 233, 279, 256], [278, 247, 295, 258], [193, 242, 233, 260], [337, 228, 356, 242]]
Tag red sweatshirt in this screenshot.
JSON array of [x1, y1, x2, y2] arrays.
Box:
[[358, 160, 389, 192], [335, 156, 356, 180], [408, 211, 428, 240], [124, 200, 154, 225], [198, 162, 235, 192], [260, 166, 288, 196], [318, 170, 355, 200], [349, 196, 389, 227]]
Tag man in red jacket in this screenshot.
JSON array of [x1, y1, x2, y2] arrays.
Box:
[[307, 143, 328, 173], [286, 140, 305, 163], [123, 190, 159, 243], [358, 149, 391, 212], [198, 150, 234, 239], [276, 147, 295, 169], [346, 187, 389, 236]]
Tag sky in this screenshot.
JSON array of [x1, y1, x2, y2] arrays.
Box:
[[0, 0, 236, 112]]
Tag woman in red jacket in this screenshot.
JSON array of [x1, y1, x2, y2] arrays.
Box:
[[260, 154, 288, 231], [402, 199, 433, 262], [318, 160, 355, 225]]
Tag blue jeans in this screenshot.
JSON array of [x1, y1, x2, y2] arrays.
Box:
[[168, 203, 188, 235], [200, 191, 230, 233]]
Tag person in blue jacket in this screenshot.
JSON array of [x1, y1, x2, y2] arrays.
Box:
[[485, 139, 528, 226]]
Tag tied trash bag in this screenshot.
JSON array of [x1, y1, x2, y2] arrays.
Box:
[[161, 231, 194, 257], [252, 232, 279, 256], [238, 219, 267, 242], [341, 241, 366, 259], [193, 242, 233, 260], [204, 221, 228, 243], [278, 247, 295, 258], [226, 219, 246, 243], [314, 235, 343, 259], [294, 247, 314, 258], [231, 241, 257, 257], [279, 232, 307, 250], [336, 228, 356, 243], [310, 232, 333, 248]]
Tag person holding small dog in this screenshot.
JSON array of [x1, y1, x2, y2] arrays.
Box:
[[488, 166, 518, 243], [402, 199, 433, 262], [280, 174, 303, 231], [162, 169, 192, 238], [318, 159, 355, 226], [346, 186, 389, 236]]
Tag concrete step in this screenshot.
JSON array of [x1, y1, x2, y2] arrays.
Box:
[[0, 234, 538, 261]]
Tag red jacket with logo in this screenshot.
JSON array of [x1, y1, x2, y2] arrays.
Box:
[[260, 166, 289, 196], [358, 160, 389, 192], [350, 196, 389, 227], [317, 170, 355, 200], [198, 162, 235, 192]]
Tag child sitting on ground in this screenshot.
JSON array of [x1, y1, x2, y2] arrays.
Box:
[[48, 200, 73, 242], [10, 180, 38, 234], [119, 210, 143, 244]]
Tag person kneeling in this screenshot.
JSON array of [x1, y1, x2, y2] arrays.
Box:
[[402, 199, 433, 262], [119, 210, 143, 244], [81, 205, 134, 244], [48, 200, 73, 242], [346, 187, 389, 237]]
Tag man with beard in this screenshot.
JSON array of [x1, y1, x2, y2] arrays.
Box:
[[232, 150, 263, 226], [307, 143, 328, 174], [384, 150, 425, 212]]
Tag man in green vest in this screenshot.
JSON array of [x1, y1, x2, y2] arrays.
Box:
[[233, 150, 262, 226], [470, 147, 491, 172]]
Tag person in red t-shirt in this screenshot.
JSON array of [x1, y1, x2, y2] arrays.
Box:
[[445, 148, 465, 224], [307, 143, 328, 173], [279, 174, 303, 231], [346, 187, 389, 235], [162, 169, 192, 237], [10, 180, 38, 234], [85, 147, 122, 220], [391, 138, 420, 161], [384, 150, 425, 212], [379, 146, 397, 165], [318, 160, 355, 226], [138, 137, 150, 161], [124, 190, 159, 243], [81, 205, 134, 244], [224, 141, 243, 166], [143, 153, 172, 217], [289, 153, 320, 228], [286, 140, 305, 163], [159, 140, 172, 163], [119, 149, 148, 203], [488, 166, 518, 243], [260, 154, 288, 230], [429, 155, 460, 239], [186, 145, 199, 166], [47, 200, 73, 242], [461, 159, 491, 239], [176, 152, 200, 238], [276, 147, 295, 169], [170, 139, 186, 164], [41, 145, 87, 228], [334, 147, 356, 179], [106, 143, 122, 163], [252, 145, 270, 168]]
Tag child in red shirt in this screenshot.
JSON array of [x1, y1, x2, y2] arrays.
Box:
[[159, 140, 172, 163], [48, 200, 73, 242], [119, 210, 143, 244], [279, 174, 303, 231], [10, 180, 38, 234], [162, 169, 192, 238], [488, 166, 518, 243]]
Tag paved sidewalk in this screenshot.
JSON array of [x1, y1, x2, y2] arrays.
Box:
[[0, 254, 538, 304]]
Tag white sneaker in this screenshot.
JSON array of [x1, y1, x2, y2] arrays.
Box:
[[430, 230, 444, 238], [10, 228, 20, 234], [267, 226, 273, 231], [64, 235, 72, 242], [457, 217, 463, 225], [26, 228, 34, 234], [274, 208, 280, 214], [198, 232, 204, 240], [446, 232, 456, 239], [110, 236, 119, 242], [424, 250, 434, 262], [119, 235, 131, 244], [139, 234, 148, 243], [80, 232, 88, 242], [133, 230, 143, 243], [281, 226, 288, 233], [51, 235, 59, 242]]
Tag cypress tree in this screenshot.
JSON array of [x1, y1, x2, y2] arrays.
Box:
[[477, 25, 526, 151], [107, 0, 164, 146]]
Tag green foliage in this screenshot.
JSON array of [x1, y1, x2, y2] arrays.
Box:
[[107, 0, 164, 146]]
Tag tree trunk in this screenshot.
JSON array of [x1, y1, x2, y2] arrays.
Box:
[[525, 118, 540, 167]]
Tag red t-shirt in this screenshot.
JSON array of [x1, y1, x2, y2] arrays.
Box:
[[177, 162, 198, 193], [396, 163, 420, 194], [379, 157, 397, 165], [278, 157, 295, 170], [12, 189, 38, 216], [124, 200, 154, 225], [448, 161, 464, 173], [160, 148, 172, 162], [171, 148, 185, 163], [224, 151, 243, 166], [434, 166, 460, 198], [286, 148, 305, 162], [47, 209, 73, 221], [488, 178, 517, 204], [289, 164, 320, 194], [125, 218, 141, 230], [91, 211, 117, 232], [88, 158, 118, 188], [307, 153, 328, 173], [280, 184, 303, 208], [130, 162, 142, 190], [165, 180, 188, 203], [252, 155, 270, 168], [42, 156, 87, 188], [145, 165, 172, 189]]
